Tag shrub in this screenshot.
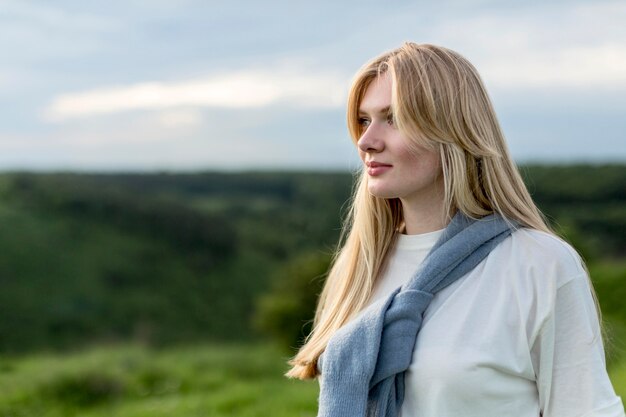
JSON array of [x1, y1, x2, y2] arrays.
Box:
[[254, 251, 331, 351]]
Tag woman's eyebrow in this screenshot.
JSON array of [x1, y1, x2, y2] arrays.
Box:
[[358, 106, 391, 116]]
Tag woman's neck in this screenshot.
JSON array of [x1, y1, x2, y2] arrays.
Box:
[[400, 194, 451, 235]]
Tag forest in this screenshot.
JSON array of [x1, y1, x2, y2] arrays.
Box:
[[0, 164, 624, 416]]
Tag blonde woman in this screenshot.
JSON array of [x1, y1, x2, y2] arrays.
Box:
[[287, 43, 625, 417]]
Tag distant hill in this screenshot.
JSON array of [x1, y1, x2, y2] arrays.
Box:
[[0, 165, 623, 353]]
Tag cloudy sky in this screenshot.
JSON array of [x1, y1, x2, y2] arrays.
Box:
[[1, 0, 625, 172]]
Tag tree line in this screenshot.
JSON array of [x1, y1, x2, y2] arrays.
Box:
[[0, 164, 623, 355]]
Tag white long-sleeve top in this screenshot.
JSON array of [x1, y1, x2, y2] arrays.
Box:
[[366, 227, 624, 417]]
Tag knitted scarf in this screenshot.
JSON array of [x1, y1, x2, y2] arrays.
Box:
[[316, 213, 516, 417]]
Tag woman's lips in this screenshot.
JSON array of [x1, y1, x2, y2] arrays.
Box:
[[366, 161, 392, 176]]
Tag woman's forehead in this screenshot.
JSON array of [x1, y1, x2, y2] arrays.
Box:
[[359, 74, 392, 115]]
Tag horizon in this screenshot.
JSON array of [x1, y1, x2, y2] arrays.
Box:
[[1, 159, 624, 176]]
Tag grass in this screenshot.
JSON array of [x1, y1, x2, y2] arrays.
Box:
[[0, 343, 319, 417], [611, 359, 626, 402], [2, 336, 626, 416]]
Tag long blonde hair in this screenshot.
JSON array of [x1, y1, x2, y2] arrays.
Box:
[[286, 43, 579, 379]]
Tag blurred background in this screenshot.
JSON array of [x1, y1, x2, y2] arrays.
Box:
[[0, 1, 624, 416]]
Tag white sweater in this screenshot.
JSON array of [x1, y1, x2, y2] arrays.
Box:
[[366, 228, 624, 417]]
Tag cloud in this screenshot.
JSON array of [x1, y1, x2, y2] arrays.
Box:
[[1, 1, 117, 32], [42, 69, 348, 122], [155, 109, 204, 129], [481, 43, 626, 89], [0, 106, 358, 171], [423, 0, 626, 90]]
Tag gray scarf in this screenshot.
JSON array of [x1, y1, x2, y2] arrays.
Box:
[[317, 213, 516, 417]]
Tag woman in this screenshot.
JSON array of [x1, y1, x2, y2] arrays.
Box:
[[287, 43, 624, 416]]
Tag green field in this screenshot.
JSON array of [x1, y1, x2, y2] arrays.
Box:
[[0, 343, 319, 417], [2, 342, 626, 416]]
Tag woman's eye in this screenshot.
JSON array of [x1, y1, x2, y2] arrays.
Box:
[[386, 113, 395, 126], [358, 118, 371, 127]]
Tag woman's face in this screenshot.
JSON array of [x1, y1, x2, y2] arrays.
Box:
[[357, 73, 444, 208]]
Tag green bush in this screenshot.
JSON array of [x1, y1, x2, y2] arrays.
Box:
[[254, 251, 332, 351], [40, 371, 125, 407]]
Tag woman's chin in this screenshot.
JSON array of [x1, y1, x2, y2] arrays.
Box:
[[367, 185, 396, 199]]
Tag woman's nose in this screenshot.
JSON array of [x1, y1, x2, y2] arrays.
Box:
[[357, 125, 384, 153]]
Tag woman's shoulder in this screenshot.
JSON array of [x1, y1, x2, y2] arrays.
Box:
[[507, 227, 582, 262], [492, 227, 587, 289]]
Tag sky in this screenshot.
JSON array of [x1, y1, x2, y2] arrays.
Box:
[[1, 0, 625, 172]]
